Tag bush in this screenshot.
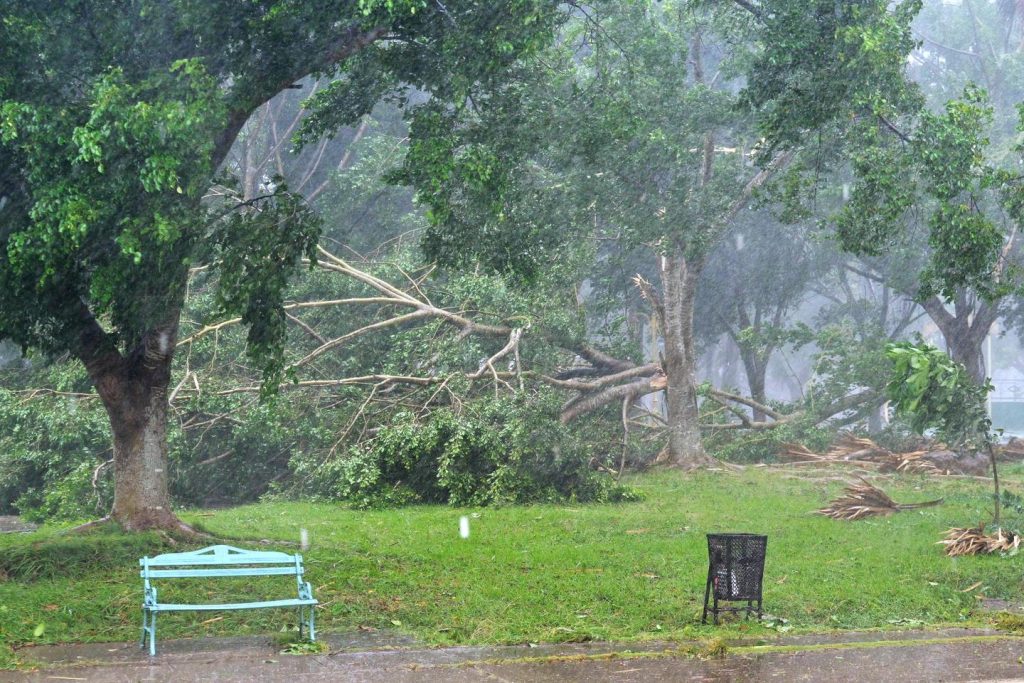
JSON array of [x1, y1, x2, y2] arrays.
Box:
[[293, 391, 637, 509], [0, 386, 113, 521]]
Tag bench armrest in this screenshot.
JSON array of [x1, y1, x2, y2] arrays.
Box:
[[298, 581, 314, 601], [144, 586, 158, 608]]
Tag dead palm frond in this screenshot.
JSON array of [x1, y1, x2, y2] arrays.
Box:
[[939, 525, 1022, 557], [782, 434, 953, 475], [894, 456, 941, 475], [816, 478, 943, 521]]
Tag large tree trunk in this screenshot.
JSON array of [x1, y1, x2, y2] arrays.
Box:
[[82, 316, 188, 532], [660, 252, 715, 468], [920, 292, 995, 385], [104, 366, 176, 531], [737, 347, 769, 422], [946, 327, 987, 385]]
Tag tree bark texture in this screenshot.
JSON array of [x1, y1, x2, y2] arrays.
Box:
[[83, 318, 182, 531], [659, 252, 715, 468], [740, 352, 768, 422], [920, 293, 995, 385]]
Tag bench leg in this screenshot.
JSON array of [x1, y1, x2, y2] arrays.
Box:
[[298, 606, 305, 640], [149, 611, 157, 656], [309, 606, 316, 642], [140, 610, 157, 655]]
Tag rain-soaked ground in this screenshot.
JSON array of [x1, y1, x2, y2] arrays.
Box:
[[6, 627, 1024, 682]]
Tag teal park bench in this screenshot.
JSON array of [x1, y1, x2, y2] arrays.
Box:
[[139, 544, 317, 655]]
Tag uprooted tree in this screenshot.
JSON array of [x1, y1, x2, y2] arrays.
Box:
[[0, 0, 560, 532]]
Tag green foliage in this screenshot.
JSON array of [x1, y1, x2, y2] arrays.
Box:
[[167, 395, 334, 510], [398, 0, 774, 277], [0, 357, 336, 520], [209, 185, 322, 393], [294, 392, 633, 509], [911, 89, 1010, 300], [278, 637, 329, 655], [705, 417, 834, 465], [743, 0, 922, 151], [0, 0, 566, 531], [997, 489, 1024, 534], [833, 84, 1023, 304], [0, 58, 223, 353], [885, 341, 993, 450], [0, 382, 112, 521], [804, 324, 890, 406]]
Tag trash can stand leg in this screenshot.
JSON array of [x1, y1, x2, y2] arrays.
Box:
[[701, 569, 713, 625]]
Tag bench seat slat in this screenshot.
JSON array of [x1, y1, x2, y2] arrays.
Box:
[[150, 598, 317, 612], [144, 567, 300, 578], [146, 557, 300, 566]]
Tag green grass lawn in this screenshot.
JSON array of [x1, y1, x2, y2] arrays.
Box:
[[2, 467, 1023, 668]]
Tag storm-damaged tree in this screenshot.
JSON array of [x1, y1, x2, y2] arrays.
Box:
[[760, 0, 1024, 386], [0, 0, 560, 532], [398, 0, 918, 467], [829, 86, 1024, 384]]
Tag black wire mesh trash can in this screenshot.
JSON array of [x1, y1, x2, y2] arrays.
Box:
[[702, 533, 767, 625]]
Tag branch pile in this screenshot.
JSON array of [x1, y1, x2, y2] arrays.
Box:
[[172, 247, 881, 435], [778, 433, 993, 475], [816, 479, 943, 520], [999, 438, 1024, 461], [939, 525, 1021, 556]]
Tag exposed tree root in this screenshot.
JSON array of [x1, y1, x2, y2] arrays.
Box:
[[66, 515, 112, 534], [65, 513, 213, 542]]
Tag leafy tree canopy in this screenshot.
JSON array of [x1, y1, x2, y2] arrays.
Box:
[[0, 0, 561, 382]]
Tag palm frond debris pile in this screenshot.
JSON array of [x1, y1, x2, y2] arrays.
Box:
[[816, 479, 943, 521], [780, 433, 989, 475], [939, 525, 1021, 556]]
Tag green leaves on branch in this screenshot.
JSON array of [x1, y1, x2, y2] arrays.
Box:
[[742, 0, 922, 151], [210, 184, 321, 395], [0, 59, 225, 351], [837, 86, 1020, 302], [301, 392, 632, 509], [884, 341, 993, 451]]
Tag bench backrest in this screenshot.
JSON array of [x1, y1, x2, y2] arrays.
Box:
[[140, 544, 306, 591]]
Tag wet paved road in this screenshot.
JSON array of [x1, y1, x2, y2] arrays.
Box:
[[5, 629, 1024, 682]]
